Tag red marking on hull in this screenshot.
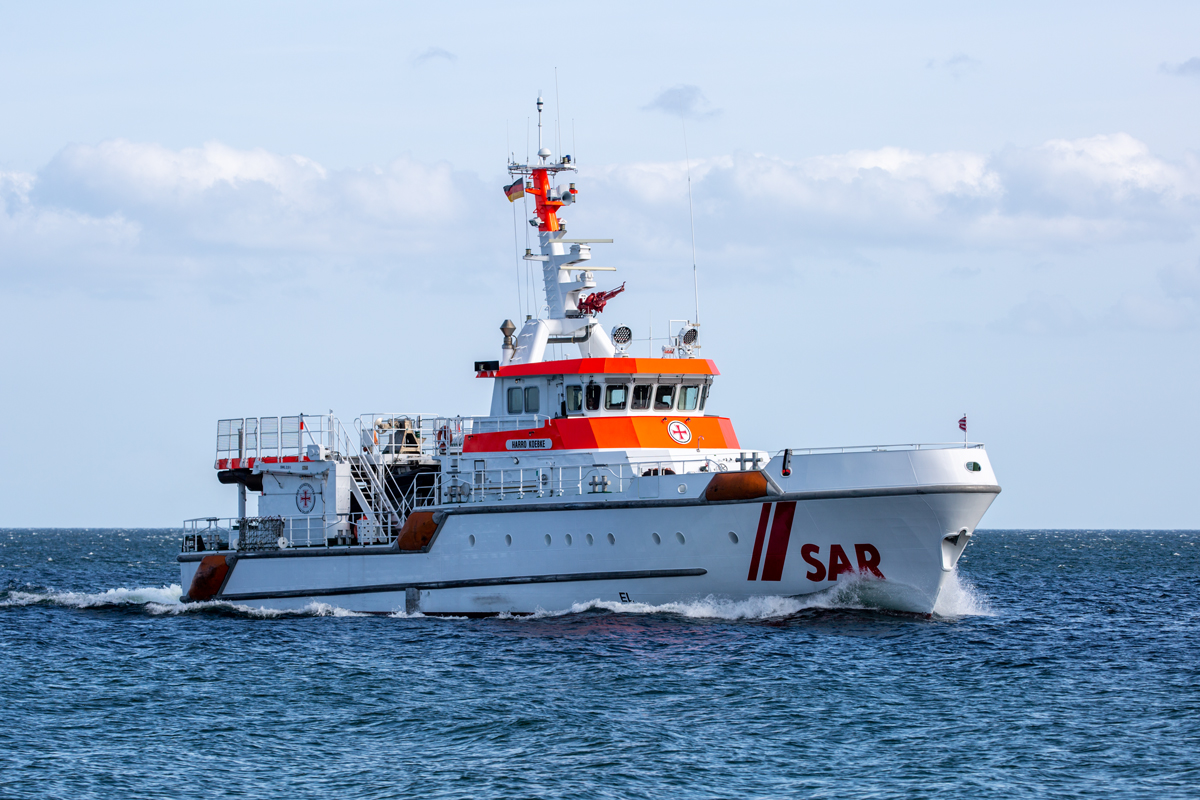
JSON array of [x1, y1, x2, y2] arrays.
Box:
[[760, 501, 797, 581], [747, 503, 772, 580], [854, 543, 885, 578], [827, 544, 854, 581], [801, 543, 826, 581]]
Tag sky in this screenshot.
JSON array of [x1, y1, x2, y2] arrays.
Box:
[[2, 1, 1198, 528]]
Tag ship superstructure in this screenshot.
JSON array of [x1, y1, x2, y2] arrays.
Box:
[[179, 98, 1000, 616]]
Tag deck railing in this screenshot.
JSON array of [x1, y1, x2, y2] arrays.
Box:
[[775, 442, 985, 456]]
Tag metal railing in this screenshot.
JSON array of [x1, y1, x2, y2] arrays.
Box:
[[775, 442, 986, 456], [216, 413, 339, 463], [182, 512, 411, 552], [440, 454, 731, 504], [356, 413, 551, 459]]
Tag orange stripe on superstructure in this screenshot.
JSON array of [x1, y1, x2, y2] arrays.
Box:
[[462, 416, 738, 453], [488, 357, 719, 378], [717, 417, 741, 450]]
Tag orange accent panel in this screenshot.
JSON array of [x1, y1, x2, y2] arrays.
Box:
[[187, 555, 230, 602], [532, 168, 560, 232], [717, 417, 741, 450], [704, 472, 768, 502], [397, 511, 439, 551], [462, 416, 738, 453], [490, 357, 719, 378]]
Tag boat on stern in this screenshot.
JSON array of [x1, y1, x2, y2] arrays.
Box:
[[178, 97, 1001, 616]]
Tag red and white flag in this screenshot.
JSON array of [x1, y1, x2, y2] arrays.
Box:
[[958, 415, 967, 432]]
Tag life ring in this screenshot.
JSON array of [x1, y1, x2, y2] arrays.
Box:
[[436, 425, 451, 455]]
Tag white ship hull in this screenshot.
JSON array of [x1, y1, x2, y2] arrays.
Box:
[[179, 102, 1002, 617], [180, 448, 999, 616]]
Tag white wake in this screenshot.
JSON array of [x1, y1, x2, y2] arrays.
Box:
[[0, 585, 368, 617], [2, 571, 992, 622], [525, 572, 994, 622]]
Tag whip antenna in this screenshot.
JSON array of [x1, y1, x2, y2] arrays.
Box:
[[555, 68, 562, 158], [684, 123, 700, 325]]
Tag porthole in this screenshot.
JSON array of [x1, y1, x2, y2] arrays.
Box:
[[545, 534, 552, 546], [607, 533, 616, 545], [676, 532, 686, 545], [565, 533, 573, 546], [728, 531, 739, 544], [468, 534, 476, 547], [586, 533, 594, 545], [966, 462, 982, 472], [652, 532, 662, 545], [505, 534, 512, 546], [677, 484, 687, 494]]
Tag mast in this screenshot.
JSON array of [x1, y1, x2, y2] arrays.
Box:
[[502, 95, 621, 365]]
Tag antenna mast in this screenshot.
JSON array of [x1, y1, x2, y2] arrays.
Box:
[[537, 94, 544, 159], [684, 123, 700, 325], [554, 68, 562, 158]]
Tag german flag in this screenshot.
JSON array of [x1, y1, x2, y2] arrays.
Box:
[[504, 177, 525, 202]]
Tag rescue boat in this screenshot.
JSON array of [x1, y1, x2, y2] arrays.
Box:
[[179, 98, 1001, 616]]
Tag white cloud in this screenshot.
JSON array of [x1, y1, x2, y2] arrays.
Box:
[[1160, 57, 1200, 76], [414, 46, 456, 65], [584, 132, 1200, 250], [642, 85, 721, 120], [3, 133, 1198, 297], [3, 140, 493, 292], [927, 53, 982, 78]]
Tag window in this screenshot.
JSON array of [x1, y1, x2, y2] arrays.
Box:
[[507, 387, 523, 414], [605, 384, 628, 410], [524, 386, 540, 414], [699, 385, 709, 411], [654, 385, 676, 410], [679, 385, 700, 411], [566, 385, 583, 413], [631, 384, 652, 410], [585, 382, 601, 411]]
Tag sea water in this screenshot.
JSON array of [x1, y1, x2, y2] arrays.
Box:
[[1, 529, 1197, 799]]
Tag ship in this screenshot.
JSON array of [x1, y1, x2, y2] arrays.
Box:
[[179, 97, 1001, 616]]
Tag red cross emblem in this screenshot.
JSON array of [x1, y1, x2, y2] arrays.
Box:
[[296, 482, 317, 513], [667, 420, 692, 444]]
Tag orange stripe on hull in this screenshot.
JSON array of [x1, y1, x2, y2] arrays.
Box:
[[462, 416, 740, 453]]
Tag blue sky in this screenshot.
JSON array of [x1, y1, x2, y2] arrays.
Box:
[[2, 1, 1198, 527]]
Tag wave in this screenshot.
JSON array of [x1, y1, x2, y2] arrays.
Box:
[[525, 572, 994, 622], [0, 585, 369, 618], [932, 570, 994, 617], [2, 571, 992, 622]]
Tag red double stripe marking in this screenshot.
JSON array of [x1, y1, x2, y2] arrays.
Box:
[[747, 501, 797, 582]]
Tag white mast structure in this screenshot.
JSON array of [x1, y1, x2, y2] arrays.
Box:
[[503, 96, 620, 365]]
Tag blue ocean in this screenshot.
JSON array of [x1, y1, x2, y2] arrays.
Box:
[[1, 528, 1197, 799]]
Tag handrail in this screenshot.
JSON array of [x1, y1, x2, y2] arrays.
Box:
[[774, 442, 986, 456]]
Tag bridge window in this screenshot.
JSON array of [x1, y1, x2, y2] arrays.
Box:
[[507, 387, 523, 414], [585, 382, 601, 411], [631, 384, 652, 410], [699, 385, 709, 411], [524, 386, 540, 414], [679, 385, 700, 411], [566, 385, 583, 413], [654, 385, 676, 410], [605, 384, 628, 410]]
